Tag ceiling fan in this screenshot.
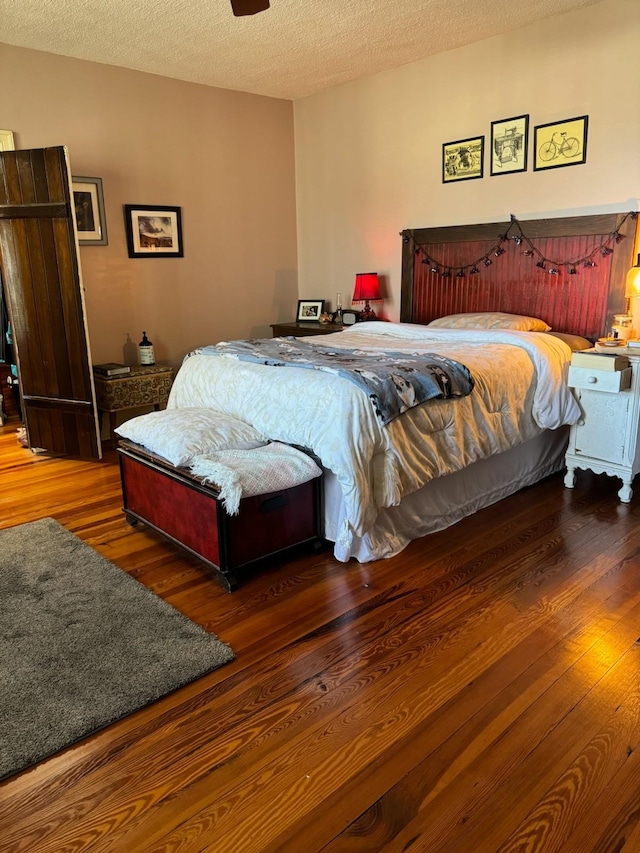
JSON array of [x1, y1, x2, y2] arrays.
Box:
[[230, 0, 270, 15]]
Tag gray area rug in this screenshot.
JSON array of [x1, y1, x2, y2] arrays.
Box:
[[0, 517, 235, 781]]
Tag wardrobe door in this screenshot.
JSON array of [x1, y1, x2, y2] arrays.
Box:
[[0, 146, 101, 458]]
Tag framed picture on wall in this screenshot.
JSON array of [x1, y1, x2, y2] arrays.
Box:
[[73, 176, 108, 246], [0, 130, 15, 152], [533, 115, 588, 171], [124, 204, 183, 258], [442, 136, 484, 183], [490, 115, 529, 176]]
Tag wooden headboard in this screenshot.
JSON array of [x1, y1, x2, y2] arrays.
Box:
[[400, 212, 638, 340]]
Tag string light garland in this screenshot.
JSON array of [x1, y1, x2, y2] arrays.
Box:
[[400, 211, 638, 279]]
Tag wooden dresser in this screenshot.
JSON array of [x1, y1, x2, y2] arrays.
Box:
[[93, 365, 174, 443]]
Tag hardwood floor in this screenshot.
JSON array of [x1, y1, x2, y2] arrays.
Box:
[[1, 417, 640, 852]]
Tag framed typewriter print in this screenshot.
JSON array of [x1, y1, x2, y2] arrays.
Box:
[[490, 115, 529, 176]]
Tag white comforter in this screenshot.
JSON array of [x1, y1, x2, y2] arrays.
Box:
[[167, 322, 580, 554]]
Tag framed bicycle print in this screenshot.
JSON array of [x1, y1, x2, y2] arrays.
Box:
[[490, 115, 529, 176], [533, 115, 588, 171], [442, 136, 484, 183]]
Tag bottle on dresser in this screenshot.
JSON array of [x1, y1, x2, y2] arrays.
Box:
[[138, 331, 155, 365]]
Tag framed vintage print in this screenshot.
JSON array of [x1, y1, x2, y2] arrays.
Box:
[[73, 176, 108, 246], [296, 299, 325, 321], [124, 204, 183, 258], [533, 115, 588, 171], [442, 136, 484, 183], [0, 130, 15, 152], [490, 115, 529, 176]]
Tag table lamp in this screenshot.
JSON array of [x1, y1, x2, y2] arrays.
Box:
[[625, 253, 640, 337], [352, 272, 381, 321]]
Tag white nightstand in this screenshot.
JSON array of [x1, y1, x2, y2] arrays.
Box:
[[564, 350, 640, 502]]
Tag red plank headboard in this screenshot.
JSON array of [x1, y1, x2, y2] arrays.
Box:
[[400, 213, 638, 340]]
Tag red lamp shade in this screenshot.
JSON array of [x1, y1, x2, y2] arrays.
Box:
[[352, 272, 381, 320]]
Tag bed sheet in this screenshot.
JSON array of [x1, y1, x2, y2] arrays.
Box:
[[167, 322, 580, 557], [323, 427, 569, 562]]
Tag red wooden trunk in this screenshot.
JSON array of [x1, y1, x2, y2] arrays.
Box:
[[118, 441, 323, 591]]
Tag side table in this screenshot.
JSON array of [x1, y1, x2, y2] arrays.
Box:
[[93, 365, 174, 445], [564, 351, 640, 501]]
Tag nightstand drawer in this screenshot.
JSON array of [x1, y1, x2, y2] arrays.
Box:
[[568, 366, 632, 393]]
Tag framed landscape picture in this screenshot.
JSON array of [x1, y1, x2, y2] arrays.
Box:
[[124, 205, 183, 258], [73, 176, 108, 246], [533, 115, 588, 171], [490, 115, 529, 176], [442, 136, 484, 183]]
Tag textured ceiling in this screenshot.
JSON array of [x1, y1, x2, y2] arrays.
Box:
[[1, 0, 603, 100]]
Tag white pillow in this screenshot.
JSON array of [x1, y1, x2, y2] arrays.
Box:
[[546, 331, 592, 350], [427, 311, 551, 332], [114, 407, 267, 467]]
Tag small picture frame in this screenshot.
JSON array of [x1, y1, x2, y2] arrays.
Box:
[[296, 299, 325, 321], [490, 115, 529, 176], [533, 116, 588, 171], [73, 176, 108, 245], [442, 136, 484, 183], [0, 129, 15, 152], [124, 204, 183, 258]]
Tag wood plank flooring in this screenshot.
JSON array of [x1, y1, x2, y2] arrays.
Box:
[[1, 418, 640, 852]]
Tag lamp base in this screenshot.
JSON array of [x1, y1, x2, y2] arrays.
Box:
[[360, 301, 377, 321]]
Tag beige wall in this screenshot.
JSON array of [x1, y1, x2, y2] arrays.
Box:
[[1, 43, 297, 367], [2, 0, 639, 364], [294, 0, 640, 320]]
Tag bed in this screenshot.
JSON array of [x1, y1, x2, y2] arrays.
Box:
[[126, 212, 640, 566]]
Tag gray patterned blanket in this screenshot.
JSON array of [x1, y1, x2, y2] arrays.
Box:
[[197, 337, 474, 426]]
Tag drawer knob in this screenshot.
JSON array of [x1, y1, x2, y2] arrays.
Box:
[[587, 376, 598, 384]]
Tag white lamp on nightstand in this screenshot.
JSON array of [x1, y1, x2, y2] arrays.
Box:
[[625, 253, 640, 337]]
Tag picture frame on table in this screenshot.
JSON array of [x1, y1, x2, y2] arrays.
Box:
[[442, 136, 484, 183], [490, 115, 529, 176], [296, 299, 325, 321], [73, 176, 108, 246], [124, 204, 183, 258], [533, 115, 588, 171]]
